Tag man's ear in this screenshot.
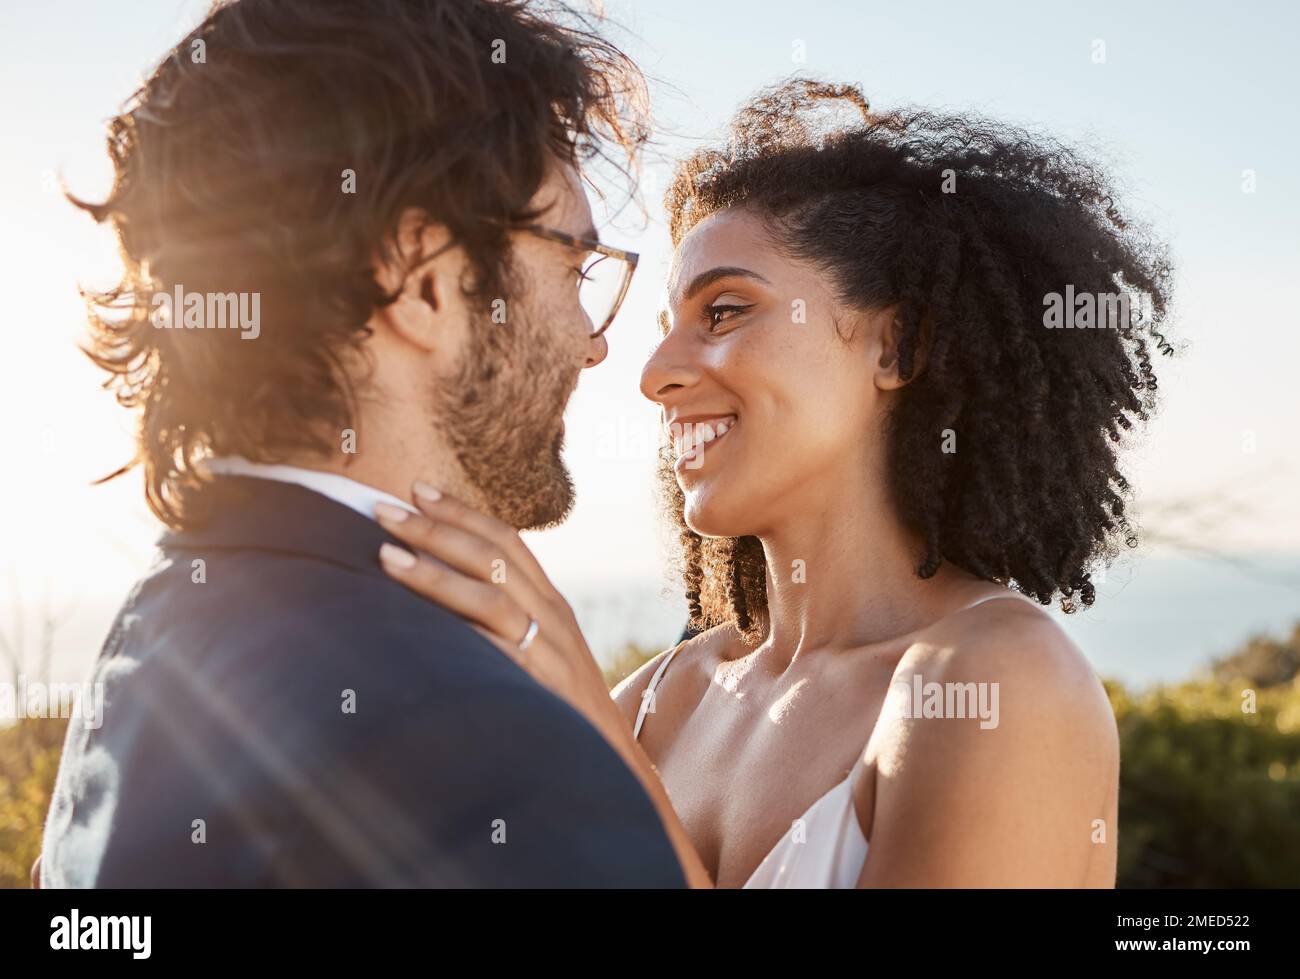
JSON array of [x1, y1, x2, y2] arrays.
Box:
[[371, 208, 459, 354]]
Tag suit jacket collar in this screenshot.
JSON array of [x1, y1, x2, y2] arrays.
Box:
[[160, 475, 400, 581]]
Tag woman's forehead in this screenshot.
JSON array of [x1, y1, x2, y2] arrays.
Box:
[[668, 209, 774, 300]]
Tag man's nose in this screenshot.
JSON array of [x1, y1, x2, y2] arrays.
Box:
[[583, 331, 608, 368]]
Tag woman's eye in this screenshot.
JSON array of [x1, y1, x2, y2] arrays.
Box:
[[704, 303, 753, 331]]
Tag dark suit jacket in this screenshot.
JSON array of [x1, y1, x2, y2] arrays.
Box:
[[41, 476, 684, 888]]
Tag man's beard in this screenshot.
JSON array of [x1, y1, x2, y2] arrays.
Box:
[[434, 309, 579, 531]]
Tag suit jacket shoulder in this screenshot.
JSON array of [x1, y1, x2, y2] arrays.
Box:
[[42, 477, 684, 888]]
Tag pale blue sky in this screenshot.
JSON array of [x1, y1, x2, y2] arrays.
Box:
[[1, 1, 1297, 678]]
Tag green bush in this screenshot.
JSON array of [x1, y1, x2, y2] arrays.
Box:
[[602, 642, 659, 690], [0, 718, 65, 889], [1110, 675, 1300, 887]]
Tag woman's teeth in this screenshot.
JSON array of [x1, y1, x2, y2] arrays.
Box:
[[672, 416, 736, 464]]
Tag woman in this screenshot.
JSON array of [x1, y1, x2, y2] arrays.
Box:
[[375, 81, 1174, 887]]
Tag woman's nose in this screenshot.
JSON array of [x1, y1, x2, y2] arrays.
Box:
[[639, 328, 700, 403]]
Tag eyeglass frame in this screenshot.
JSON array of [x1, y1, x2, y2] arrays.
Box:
[[513, 223, 639, 338], [404, 221, 639, 338]]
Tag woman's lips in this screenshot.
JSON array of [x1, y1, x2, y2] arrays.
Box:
[[670, 415, 737, 473]]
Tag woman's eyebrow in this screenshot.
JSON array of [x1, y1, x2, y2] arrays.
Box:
[[674, 266, 771, 305]]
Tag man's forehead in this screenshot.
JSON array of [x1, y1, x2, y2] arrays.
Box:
[[530, 163, 596, 237]]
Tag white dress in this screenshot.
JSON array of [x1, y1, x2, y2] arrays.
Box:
[[631, 591, 1041, 888]]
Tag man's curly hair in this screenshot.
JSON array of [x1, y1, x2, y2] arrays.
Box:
[[72, 0, 647, 526], [663, 80, 1175, 640]]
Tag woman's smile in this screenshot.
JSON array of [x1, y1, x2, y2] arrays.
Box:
[[668, 413, 738, 474]]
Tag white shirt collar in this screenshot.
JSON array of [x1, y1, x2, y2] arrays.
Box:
[[204, 456, 419, 522]]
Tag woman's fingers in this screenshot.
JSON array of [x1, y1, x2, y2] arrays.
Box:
[[378, 542, 535, 648], [374, 502, 546, 616], [378, 543, 566, 686], [376, 506, 613, 736], [375, 486, 592, 690], [407, 482, 555, 598], [375, 502, 503, 581], [468, 621, 543, 673]]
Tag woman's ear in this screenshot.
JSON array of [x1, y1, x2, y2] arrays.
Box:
[[868, 301, 930, 390], [872, 305, 908, 392]]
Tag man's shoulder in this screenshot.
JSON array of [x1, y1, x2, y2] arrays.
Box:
[[136, 545, 496, 665], [96, 545, 538, 742], [47, 536, 686, 887]]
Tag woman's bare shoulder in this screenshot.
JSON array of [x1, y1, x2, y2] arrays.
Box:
[[902, 594, 1108, 710], [611, 625, 734, 728], [860, 595, 1119, 885]]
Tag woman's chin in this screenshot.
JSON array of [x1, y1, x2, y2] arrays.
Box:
[[683, 487, 756, 540]]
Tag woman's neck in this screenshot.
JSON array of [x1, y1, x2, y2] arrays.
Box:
[[755, 472, 979, 667]]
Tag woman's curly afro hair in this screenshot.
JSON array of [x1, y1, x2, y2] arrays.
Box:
[[663, 79, 1176, 640]]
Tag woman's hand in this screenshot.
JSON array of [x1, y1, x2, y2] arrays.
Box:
[[373, 481, 626, 746], [374, 480, 714, 888]]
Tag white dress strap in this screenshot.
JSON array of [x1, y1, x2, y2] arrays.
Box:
[[632, 642, 684, 741], [960, 589, 1041, 612]]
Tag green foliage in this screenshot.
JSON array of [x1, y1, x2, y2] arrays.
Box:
[[601, 642, 658, 690], [0, 718, 65, 889], [1110, 670, 1300, 887], [1210, 621, 1300, 689]]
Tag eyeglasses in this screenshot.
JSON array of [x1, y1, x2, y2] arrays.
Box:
[[516, 224, 639, 338]]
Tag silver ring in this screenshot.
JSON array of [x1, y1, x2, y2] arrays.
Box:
[[517, 617, 540, 652]]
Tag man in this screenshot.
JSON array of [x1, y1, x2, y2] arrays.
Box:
[[40, 0, 685, 887]]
